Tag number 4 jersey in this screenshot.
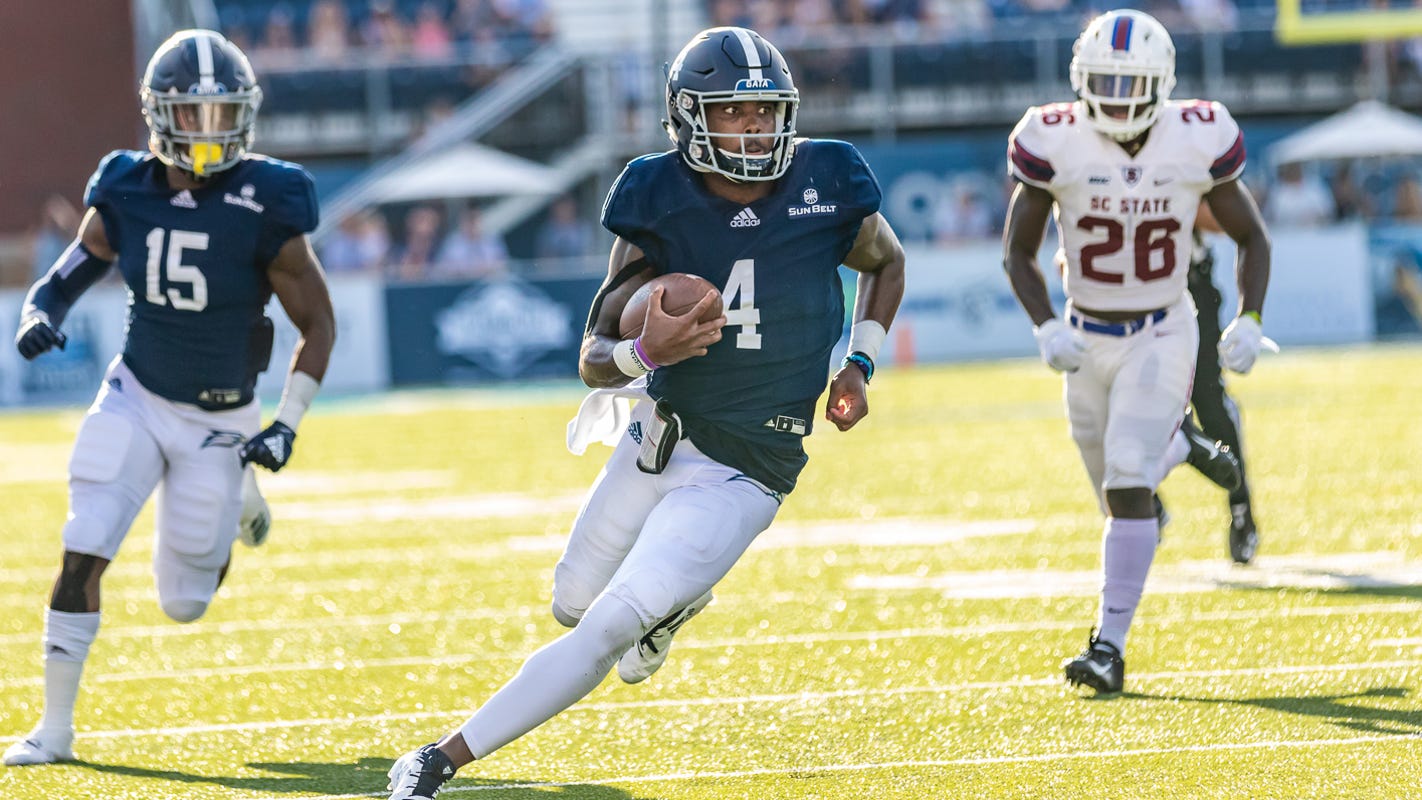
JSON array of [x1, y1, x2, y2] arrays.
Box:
[[84, 150, 319, 409], [601, 140, 882, 493], [1008, 99, 1245, 311]]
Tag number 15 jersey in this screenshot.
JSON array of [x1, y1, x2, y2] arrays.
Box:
[[1008, 99, 1245, 312]]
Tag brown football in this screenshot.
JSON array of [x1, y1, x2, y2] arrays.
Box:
[[618, 273, 723, 339]]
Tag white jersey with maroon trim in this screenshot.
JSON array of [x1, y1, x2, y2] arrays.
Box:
[[1008, 99, 1245, 312]]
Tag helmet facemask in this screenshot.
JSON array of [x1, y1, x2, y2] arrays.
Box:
[[672, 88, 798, 182], [142, 89, 262, 177], [1069, 12, 1176, 142]]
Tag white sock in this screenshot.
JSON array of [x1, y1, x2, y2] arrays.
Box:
[[38, 609, 99, 734], [460, 595, 643, 759], [1095, 517, 1158, 653]]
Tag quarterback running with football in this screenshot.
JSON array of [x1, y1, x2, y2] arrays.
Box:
[[1003, 9, 1271, 695], [5, 30, 334, 766], [386, 26, 905, 798]]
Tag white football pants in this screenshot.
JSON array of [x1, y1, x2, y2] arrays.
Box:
[[1064, 293, 1199, 505], [63, 357, 259, 621], [552, 400, 783, 631]]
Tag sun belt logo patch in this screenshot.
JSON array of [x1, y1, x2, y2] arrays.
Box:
[[201, 429, 245, 449]]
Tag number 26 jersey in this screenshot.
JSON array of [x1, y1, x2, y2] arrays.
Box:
[[1008, 99, 1245, 312]]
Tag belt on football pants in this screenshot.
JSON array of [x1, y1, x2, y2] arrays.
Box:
[[1068, 308, 1167, 337]]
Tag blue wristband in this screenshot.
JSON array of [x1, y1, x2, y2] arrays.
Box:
[[841, 352, 874, 384]]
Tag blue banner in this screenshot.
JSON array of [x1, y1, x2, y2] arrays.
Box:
[[384, 276, 601, 385]]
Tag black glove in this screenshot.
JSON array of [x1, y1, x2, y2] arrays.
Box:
[[240, 421, 297, 472], [15, 315, 67, 361]]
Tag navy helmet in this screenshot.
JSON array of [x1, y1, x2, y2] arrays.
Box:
[[141, 29, 263, 178], [664, 27, 799, 182]]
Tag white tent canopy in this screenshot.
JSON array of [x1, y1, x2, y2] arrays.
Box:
[[1269, 100, 1422, 165], [361, 143, 560, 204]]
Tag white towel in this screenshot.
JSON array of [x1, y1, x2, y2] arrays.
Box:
[[565, 376, 650, 455]]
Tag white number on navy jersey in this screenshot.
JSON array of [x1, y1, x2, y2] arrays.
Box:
[[144, 228, 210, 312], [721, 258, 762, 349]]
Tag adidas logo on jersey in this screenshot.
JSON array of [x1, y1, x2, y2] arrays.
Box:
[[170, 190, 198, 209], [729, 207, 761, 228]]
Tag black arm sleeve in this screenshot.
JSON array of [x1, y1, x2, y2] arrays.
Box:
[[24, 241, 113, 327]]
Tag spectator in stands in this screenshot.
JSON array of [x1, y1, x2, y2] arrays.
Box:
[[495, 0, 556, 45], [536, 196, 596, 262], [308, 0, 352, 63], [1394, 172, 1422, 221], [931, 183, 994, 244], [412, 1, 455, 59], [321, 211, 391, 274], [393, 205, 444, 280], [433, 206, 510, 279], [1266, 161, 1335, 227], [254, 4, 300, 68], [1328, 162, 1370, 221], [710, 0, 754, 28], [363, 1, 411, 59], [31, 195, 81, 282], [1178, 0, 1238, 31]]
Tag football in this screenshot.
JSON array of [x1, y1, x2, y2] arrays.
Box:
[[618, 273, 723, 339]]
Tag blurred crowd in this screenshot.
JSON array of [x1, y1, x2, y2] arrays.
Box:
[[316, 195, 596, 281], [220, 0, 554, 67], [706, 0, 1263, 39]]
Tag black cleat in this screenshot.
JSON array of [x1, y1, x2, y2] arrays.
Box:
[[387, 743, 456, 800], [1229, 503, 1259, 565], [1181, 416, 1242, 492], [1064, 632, 1125, 695]]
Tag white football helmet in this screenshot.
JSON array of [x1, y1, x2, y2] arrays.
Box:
[[1069, 10, 1176, 142]]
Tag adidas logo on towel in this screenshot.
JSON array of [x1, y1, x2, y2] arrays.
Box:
[[170, 190, 198, 209], [729, 207, 760, 228]]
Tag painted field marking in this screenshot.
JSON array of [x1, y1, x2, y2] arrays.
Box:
[[57, 656, 1422, 745], [0, 514, 1043, 585], [0, 599, 1417, 689]]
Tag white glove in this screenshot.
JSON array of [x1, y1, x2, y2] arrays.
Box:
[[1219, 313, 1264, 374], [1033, 318, 1087, 373]]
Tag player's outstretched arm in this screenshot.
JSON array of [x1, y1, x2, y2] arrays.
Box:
[[1003, 182, 1085, 374], [1206, 178, 1272, 373], [826, 213, 906, 431], [1002, 183, 1057, 326], [242, 235, 336, 472], [578, 237, 724, 389], [15, 208, 115, 360]]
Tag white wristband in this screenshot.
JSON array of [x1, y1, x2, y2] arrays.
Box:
[[612, 339, 652, 378], [274, 371, 320, 430], [847, 320, 887, 362]]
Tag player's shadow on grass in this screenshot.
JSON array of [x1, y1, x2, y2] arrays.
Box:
[[1127, 686, 1422, 736], [73, 756, 665, 799], [1216, 574, 1422, 602]]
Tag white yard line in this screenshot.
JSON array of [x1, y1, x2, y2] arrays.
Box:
[[0, 601, 1419, 688], [70, 657, 1422, 743], [849, 551, 1422, 598], [242, 732, 1422, 800], [0, 514, 1037, 585]]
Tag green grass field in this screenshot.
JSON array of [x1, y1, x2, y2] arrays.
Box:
[[2, 346, 1421, 799]]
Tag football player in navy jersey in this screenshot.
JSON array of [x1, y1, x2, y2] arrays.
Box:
[[4, 30, 334, 766], [386, 27, 904, 797]]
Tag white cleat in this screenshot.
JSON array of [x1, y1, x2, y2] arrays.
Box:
[[617, 590, 713, 684], [3, 728, 74, 766], [237, 467, 271, 547]]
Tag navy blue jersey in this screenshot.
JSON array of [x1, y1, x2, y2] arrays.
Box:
[[84, 150, 318, 408], [602, 139, 882, 493]]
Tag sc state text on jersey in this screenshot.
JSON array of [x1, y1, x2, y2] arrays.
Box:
[[1090, 196, 1173, 214]]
